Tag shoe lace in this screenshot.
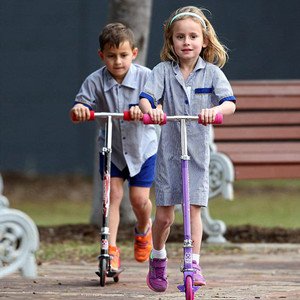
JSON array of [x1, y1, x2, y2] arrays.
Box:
[[193, 264, 204, 279], [136, 238, 148, 249], [155, 266, 166, 280]]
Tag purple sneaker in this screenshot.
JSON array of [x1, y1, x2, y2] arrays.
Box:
[[193, 261, 206, 286], [147, 253, 168, 292]]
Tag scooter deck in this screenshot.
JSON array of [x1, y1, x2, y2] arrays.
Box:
[[95, 267, 125, 279], [107, 267, 125, 278]]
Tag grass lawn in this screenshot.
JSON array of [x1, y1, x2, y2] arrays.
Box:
[[4, 175, 300, 229], [176, 179, 300, 229], [208, 187, 300, 228]]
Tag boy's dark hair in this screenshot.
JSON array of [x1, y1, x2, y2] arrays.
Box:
[[99, 23, 135, 50]]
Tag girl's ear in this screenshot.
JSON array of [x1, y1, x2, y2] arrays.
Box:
[[202, 36, 209, 49], [98, 49, 104, 60], [132, 47, 138, 60]]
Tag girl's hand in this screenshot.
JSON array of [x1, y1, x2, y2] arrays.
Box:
[[70, 104, 90, 122], [129, 105, 143, 120], [200, 108, 217, 125], [148, 106, 164, 124]]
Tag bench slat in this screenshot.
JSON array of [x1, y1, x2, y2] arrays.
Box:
[[234, 96, 300, 110], [231, 80, 300, 96], [222, 112, 300, 125], [214, 126, 300, 140], [234, 164, 300, 180], [222, 153, 300, 164], [217, 142, 300, 153]]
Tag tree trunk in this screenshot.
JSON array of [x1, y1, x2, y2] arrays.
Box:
[[90, 0, 153, 226]]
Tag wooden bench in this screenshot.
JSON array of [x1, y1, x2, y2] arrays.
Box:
[[202, 80, 300, 242], [214, 80, 300, 180]]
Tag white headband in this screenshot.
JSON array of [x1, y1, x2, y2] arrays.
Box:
[[169, 12, 207, 29]]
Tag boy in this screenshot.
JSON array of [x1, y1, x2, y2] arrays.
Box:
[[71, 23, 157, 270]]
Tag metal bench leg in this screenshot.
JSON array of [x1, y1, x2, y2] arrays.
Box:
[[201, 206, 227, 243], [0, 174, 39, 279]]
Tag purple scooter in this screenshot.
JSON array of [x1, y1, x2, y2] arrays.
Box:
[[144, 113, 223, 300]]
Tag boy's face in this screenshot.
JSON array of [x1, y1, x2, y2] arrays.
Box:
[[98, 41, 138, 84]]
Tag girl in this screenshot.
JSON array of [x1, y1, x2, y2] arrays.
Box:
[[139, 6, 236, 292]]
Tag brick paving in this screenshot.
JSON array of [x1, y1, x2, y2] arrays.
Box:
[[1, 244, 300, 300]]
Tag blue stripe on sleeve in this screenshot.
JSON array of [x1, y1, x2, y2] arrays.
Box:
[[219, 96, 236, 104], [73, 101, 92, 110], [140, 92, 156, 108]]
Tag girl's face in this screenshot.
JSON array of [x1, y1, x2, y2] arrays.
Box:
[[98, 41, 138, 84], [172, 18, 207, 65]]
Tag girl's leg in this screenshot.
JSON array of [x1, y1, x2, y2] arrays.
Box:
[[152, 206, 174, 251], [190, 205, 206, 286], [190, 205, 202, 255], [147, 205, 174, 292], [129, 186, 152, 234], [108, 177, 124, 246]]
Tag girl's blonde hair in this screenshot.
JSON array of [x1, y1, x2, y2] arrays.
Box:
[[160, 6, 228, 68]]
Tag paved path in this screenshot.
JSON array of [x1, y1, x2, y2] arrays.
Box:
[[1, 244, 300, 300]]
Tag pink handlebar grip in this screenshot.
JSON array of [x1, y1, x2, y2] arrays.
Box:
[[143, 114, 167, 125], [71, 110, 95, 121], [198, 113, 223, 124]]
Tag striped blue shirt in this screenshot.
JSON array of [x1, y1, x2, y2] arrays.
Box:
[[74, 64, 158, 177]]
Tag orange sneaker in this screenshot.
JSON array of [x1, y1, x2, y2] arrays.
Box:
[[109, 245, 121, 271], [134, 220, 152, 262]]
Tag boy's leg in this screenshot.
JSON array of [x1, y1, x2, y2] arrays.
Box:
[[108, 177, 124, 246], [108, 177, 124, 270], [130, 186, 152, 234], [130, 186, 152, 262], [190, 205, 206, 286], [129, 154, 156, 262]]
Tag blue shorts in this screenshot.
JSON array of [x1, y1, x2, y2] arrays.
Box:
[[99, 153, 156, 187]]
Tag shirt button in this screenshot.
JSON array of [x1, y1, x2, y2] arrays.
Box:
[[123, 137, 126, 140], [185, 100, 189, 104], [124, 152, 127, 155]]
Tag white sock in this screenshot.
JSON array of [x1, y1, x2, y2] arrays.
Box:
[[152, 246, 167, 259], [192, 254, 200, 264]]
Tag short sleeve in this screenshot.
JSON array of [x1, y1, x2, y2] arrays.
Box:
[[74, 73, 99, 110], [212, 67, 236, 106], [140, 63, 166, 108]]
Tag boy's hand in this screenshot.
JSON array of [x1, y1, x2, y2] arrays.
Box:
[[129, 105, 143, 121], [70, 104, 90, 123], [200, 108, 217, 125]]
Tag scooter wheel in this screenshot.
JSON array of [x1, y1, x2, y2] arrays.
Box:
[[99, 258, 107, 287], [113, 274, 120, 283], [185, 276, 194, 300]]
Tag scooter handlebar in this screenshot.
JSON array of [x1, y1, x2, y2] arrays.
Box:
[[72, 111, 223, 124], [142, 113, 223, 125], [72, 111, 136, 122]]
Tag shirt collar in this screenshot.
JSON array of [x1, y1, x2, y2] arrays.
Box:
[[104, 64, 137, 92], [172, 57, 206, 74]]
